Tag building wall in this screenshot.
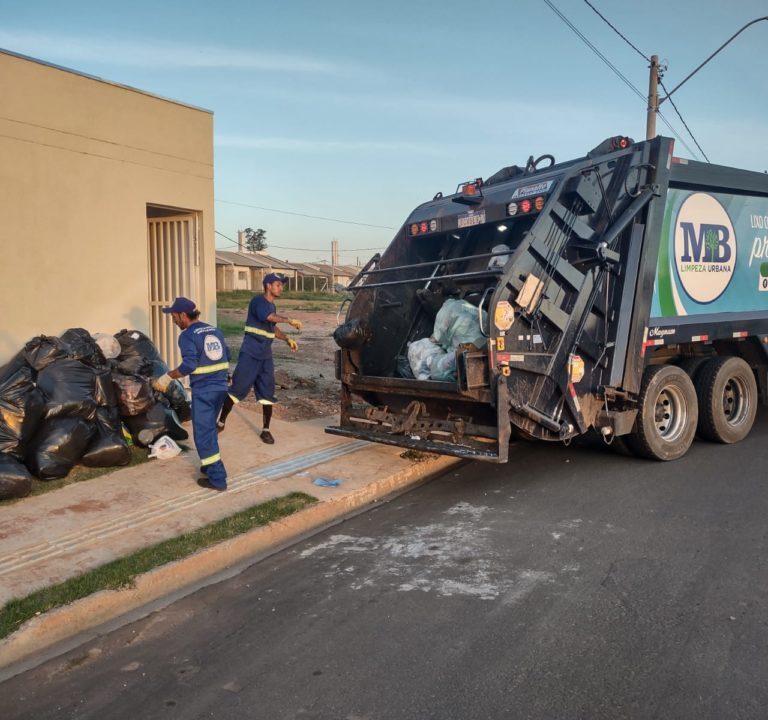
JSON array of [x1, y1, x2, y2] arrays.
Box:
[[0, 51, 215, 363]]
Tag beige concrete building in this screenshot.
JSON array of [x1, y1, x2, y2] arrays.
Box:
[[0, 49, 215, 369]]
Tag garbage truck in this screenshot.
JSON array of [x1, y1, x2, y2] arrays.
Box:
[[326, 135, 768, 462]]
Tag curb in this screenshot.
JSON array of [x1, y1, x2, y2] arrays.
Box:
[[0, 453, 459, 678]]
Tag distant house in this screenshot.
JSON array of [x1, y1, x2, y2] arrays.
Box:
[[0, 49, 215, 369], [291, 262, 359, 292], [215, 251, 299, 291]]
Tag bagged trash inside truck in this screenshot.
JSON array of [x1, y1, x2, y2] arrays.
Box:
[[0, 362, 46, 459], [60, 328, 107, 368], [430, 350, 458, 382], [432, 298, 487, 351], [36, 359, 98, 421], [26, 417, 95, 480], [81, 407, 131, 468], [0, 452, 32, 500], [407, 338, 446, 381]]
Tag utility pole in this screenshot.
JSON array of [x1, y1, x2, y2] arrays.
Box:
[[646, 17, 767, 141], [331, 239, 338, 293], [645, 55, 659, 141]]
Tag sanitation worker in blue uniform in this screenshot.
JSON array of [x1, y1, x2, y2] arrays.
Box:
[[152, 297, 230, 491], [217, 273, 301, 444]]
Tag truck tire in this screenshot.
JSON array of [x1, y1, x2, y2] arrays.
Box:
[[626, 365, 698, 461], [695, 356, 757, 444], [676, 356, 709, 384]]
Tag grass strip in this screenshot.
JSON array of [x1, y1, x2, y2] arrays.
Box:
[[0, 491, 317, 640]]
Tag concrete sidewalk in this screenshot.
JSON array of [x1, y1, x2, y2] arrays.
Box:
[[0, 407, 459, 675]]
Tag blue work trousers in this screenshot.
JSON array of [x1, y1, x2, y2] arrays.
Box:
[[192, 389, 228, 488]]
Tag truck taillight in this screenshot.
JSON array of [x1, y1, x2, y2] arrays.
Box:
[[409, 218, 439, 236], [507, 195, 546, 217]]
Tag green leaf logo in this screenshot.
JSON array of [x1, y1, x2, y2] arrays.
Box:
[[705, 228, 719, 258]]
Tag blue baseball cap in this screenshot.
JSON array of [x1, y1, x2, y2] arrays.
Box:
[[161, 297, 197, 314], [263, 272, 288, 285]]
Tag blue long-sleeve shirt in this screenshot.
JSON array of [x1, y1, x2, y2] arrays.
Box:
[[176, 321, 230, 392]]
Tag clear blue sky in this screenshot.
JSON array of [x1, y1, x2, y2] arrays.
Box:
[[2, 0, 766, 265]]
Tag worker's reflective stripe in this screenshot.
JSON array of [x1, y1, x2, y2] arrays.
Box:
[[191, 362, 229, 374], [200, 453, 221, 466], [258, 399, 274, 405], [228, 393, 240, 404], [244, 326, 275, 339]]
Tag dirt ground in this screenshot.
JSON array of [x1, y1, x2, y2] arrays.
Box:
[[218, 306, 341, 422]]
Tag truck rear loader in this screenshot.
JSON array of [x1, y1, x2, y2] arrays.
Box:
[[327, 135, 768, 462]]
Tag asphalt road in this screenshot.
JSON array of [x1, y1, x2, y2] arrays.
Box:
[[2, 410, 767, 720]]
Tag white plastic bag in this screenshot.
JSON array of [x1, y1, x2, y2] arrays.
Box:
[[93, 333, 121, 359], [148, 435, 182, 460], [407, 338, 445, 380]]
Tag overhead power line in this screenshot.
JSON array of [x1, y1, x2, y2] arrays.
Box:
[[579, 0, 708, 160], [542, 0, 702, 159], [214, 230, 384, 255], [215, 198, 395, 230]]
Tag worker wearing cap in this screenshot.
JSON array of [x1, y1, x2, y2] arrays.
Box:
[[152, 297, 230, 491], [217, 273, 302, 444]]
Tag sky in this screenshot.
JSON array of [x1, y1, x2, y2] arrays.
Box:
[[2, 0, 767, 266]]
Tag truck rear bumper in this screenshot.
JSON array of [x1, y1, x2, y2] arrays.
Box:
[[325, 424, 509, 462]]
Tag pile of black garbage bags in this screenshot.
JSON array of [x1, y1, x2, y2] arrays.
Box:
[[0, 328, 191, 501]]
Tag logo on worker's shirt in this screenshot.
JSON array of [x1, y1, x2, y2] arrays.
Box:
[[203, 335, 224, 361], [674, 192, 736, 304]]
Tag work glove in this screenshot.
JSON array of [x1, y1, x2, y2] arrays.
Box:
[[286, 338, 299, 352], [288, 318, 303, 333], [152, 373, 173, 393]]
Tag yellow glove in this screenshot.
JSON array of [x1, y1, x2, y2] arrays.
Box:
[[288, 318, 303, 333], [286, 338, 299, 352], [152, 373, 173, 393]]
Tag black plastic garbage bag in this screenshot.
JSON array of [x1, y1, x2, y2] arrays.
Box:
[[37, 359, 98, 421], [0, 362, 46, 459], [0, 452, 33, 500], [93, 368, 118, 408], [20, 335, 69, 373], [113, 372, 155, 417], [124, 402, 188, 447], [81, 407, 131, 468], [60, 328, 106, 369], [333, 319, 371, 349], [26, 417, 95, 480], [114, 329, 168, 378], [165, 379, 191, 422]]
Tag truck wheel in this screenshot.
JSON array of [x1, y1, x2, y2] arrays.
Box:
[[626, 365, 698, 461], [676, 356, 709, 384], [695, 357, 757, 443]]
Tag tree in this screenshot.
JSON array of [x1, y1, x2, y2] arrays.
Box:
[[244, 227, 267, 252]]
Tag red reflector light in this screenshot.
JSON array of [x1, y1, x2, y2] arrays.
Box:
[[520, 199, 532, 213], [420, 221, 428, 233]]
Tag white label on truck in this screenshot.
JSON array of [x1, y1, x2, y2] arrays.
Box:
[[509, 180, 554, 200], [458, 210, 485, 228]]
